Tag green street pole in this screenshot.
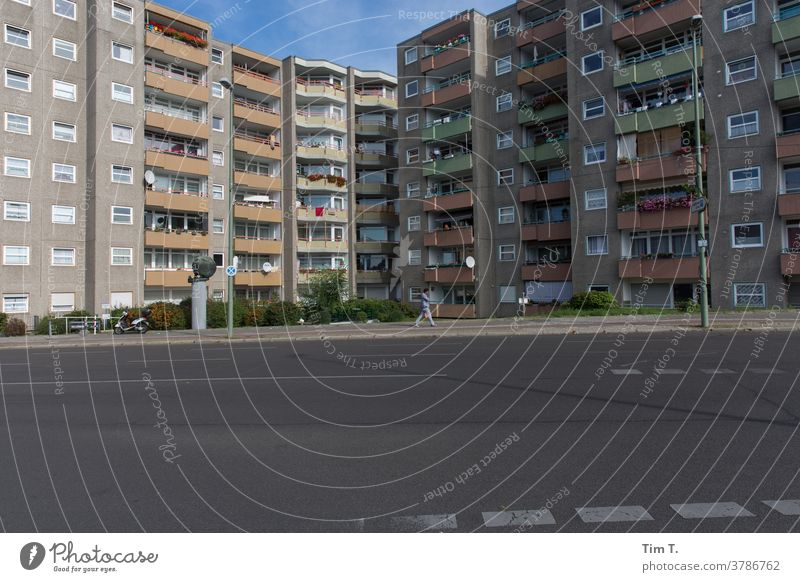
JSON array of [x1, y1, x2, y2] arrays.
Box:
[[692, 14, 709, 329], [221, 78, 235, 338]]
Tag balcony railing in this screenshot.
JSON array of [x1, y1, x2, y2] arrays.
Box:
[[424, 111, 471, 128], [354, 87, 397, 99], [775, 3, 800, 21], [146, 185, 208, 197], [297, 109, 343, 121], [520, 51, 565, 70], [615, 0, 680, 22], [356, 118, 398, 128], [423, 72, 471, 94], [146, 22, 207, 48], [144, 104, 202, 123], [233, 65, 280, 84], [425, 185, 471, 198], [234, 97, 278, 114], [296, 78, 346, 95], [617, 40, 695, 67], [523, 217, 570, 226], [147, 146, 207, 159], [145, 64, 206, 86], [234, 130, 280, 146], [522, 9, 565, 30], [428, 34, 469, 55]]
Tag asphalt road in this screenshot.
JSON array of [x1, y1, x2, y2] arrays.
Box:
[[0, 331, 798, 533]]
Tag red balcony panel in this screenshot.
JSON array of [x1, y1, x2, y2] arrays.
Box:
[[778, 193, 800, 216], [777, 132, 800, 158], [616, 154, 702, 183], [517, 18, 566, 47], [617, 207, 705, 230], [421, 43, 471, 72], [423, 226, 474, 247], [612, 0, 702, 41], [424, 267, 474, 284], [618, 256, 705, 280], [421, 82, 472, 107], [519, 181, 570, 202], [424, 191, 473, 212], [517, 57, 567, 86], [781, 252, 800, 276], [522, 262, 571, 282]]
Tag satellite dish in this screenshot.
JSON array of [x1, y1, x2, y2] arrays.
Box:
[[465, 256, 476, 269], [262, 262, 273, 273], [144, 170, 156, 186]]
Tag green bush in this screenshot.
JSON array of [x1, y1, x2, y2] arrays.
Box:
[[146, 302, 187, 330], [36, 310, 94, 335], [317, 308, 332, 325], [334, 298, 416, 323], [567, 291, 619, 310], [3, 317, 26, 336], [0, 312, 6, 332], [205, 300, 228, 328], [261, 301, 304, 326]]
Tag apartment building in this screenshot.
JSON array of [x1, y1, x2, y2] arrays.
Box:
[[0, 0, 398, 324], [397, 0, 800, 315]]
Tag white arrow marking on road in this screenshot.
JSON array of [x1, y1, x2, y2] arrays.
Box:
[[671, 502, 754, 519]]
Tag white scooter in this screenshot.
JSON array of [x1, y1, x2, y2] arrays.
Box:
[[114, 309, 151, 334]]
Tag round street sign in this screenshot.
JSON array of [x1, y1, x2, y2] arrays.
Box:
[[225, 265, 237, 277]]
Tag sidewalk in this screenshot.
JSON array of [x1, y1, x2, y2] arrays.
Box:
[[1, 311, 798, 350]]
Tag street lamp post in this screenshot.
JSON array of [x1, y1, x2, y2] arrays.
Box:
[[219, 77, 236, 338], [691, 14, 709, 329]]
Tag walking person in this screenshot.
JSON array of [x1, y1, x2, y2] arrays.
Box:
[[414, 288, 436, 327]]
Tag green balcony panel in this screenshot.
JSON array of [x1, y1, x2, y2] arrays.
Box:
[[773, 14, 800, 44], [614, 99, 703, 134], [422, 154, 473, 176], [774, 75, 800, 102], [519, 139, 568, 164], [421, 116, 472, 142], [613, 49, 699, 88], [518, 102, 569, 125]]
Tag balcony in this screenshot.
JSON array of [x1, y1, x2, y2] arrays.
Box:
[[295, 79, 346, 101], [615, 99, 703, 134], [424, 226, 474, 247], [613, 0, 702, 41], [355, 240, 396, 253], [617, 206, 702, 230], [519, 138, 568, 164], [296, 112, 347, 132], [613, 47, 699, 88], [354, 120, 398, 139], [146, 149, 208, 175], [234, 270, 282, 287], [234, 203, 282, 223], [424, 266, 474, 284], [781, 251, 800, 276], [296, 144, 348, 163], [422, 115, 471, 142], [297, 175, 347, 192], [421, 41, 471, 72], [296, 239, 348, 252], [521, 262, 571, 282], [517, 12, 566, 47], [234, 134, 281, 161], [356, 270, 392, 284], [233, 66, 281, 97], [521, 221, 571, 242], [145, 230, 209, 250], [421, 80, 472, 107], [618, 255, 703, 280], [145, 111, 208, 140], [774, 74, 800, 102], [355, 151, 397, 168], [145, 67, 208, 102], [144, 269, 193, 287], [776, 132, 800, 158], [145, 30, 208, 67], [145, 189, 209, 214], [519, 181, 570, 203], [355, 204, 397, 224], [424, 190, 473, 212], [296, 206, 348, 222], [517, 54, 567, 87], [354, 182, 398, 196], [353, 89, 397, 109], [234, 171, 281, 191], [430, 303, 476, 318], [233, 99, 280, 129], [773, 7, 800, 44], [778, 192, 800, 216], [234, 237, 282, 255], [616, 153, 702, 183], [518, 101, 568, 125], [422, 153, 472, 176]]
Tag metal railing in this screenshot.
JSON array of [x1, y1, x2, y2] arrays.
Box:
[[520, 51, 565, 70], [234, 65, 280, 83], [522, 9, 565, 30]]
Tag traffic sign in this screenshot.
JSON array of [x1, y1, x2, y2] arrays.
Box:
[[691, 197, 707, 213], [225, 265, 237, 277]]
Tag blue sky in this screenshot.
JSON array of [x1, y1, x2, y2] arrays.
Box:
[[156, 0, 510, 74]]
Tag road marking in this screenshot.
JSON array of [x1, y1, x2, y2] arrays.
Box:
[[0, 373, 449, 386], [701, 369, 736, 375], [390, 514, 457, 531], [611, 369, 642, 376], [762, 500, 800, 515], [748, 368, 785, 374], [128, 358, 231, 363], [482, 509, 555, 527], [671, 502, 754, 519], [576, 506, 653, 523], [657, 369, 686, 375]]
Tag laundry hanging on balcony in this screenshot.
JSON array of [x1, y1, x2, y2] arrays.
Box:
[[315, 207, 324, 217]]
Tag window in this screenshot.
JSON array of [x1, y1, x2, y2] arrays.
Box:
[[499, 244, 516, 261], [405, 80, 418, 98], [3, 245, 29, 265], [212, 150, 224, 166], [583, 97, 605, 120], [53, 80, 77, 101], [405, 113, 419, 131], [583, 142, 606, 165], [728, 111, 759, 138], [494, 18, 511, 38], [581, 6, 603, 30], [724, 1, 755, 32], [53, 0, 76, 19], [52, 205, 75, 224], [586, 235, 608, 256], [51, 247, 75, 266], [211, 48, 223, 65], [404, 47, 418, 65], [111, 124, 133, 143], [497, 168, 514, 186], [212, 219, 224, 234], [734, 282, 765, 307], [5, 25, 30, 48], [111, 206, 133, 224], [585, 188, 607, 210], [212, 184, 224, 200], [495, 55, 512, 76], [408, 250, 421, 265], [111, 247, 133, 265], [496, 92, 513, 112], [496, 131, 513, 149], [212, 253, 224, 268], [211, 82, 223, 98], [51, 292, 75, 312], [3, 294, 28, 313], [212, 116, 224, 132], [408, 216, 421, 231], [726, 56, 757, 85], [52, 121, 76, 142], [4, 201, 30, 221], [111, 165, 133, 184], [52, 163, 76, 183], [498, 206, 515, 224], [406, 182, 420, 198], [409, 287, 422, 303], [112, 42, 133, 63], [5, 112, 30, 134], [589, 285, 609, 293], [731, 223, 764, 247], [112, 2, 133, 23], [499, 285, 517, 304], [5, 69, 30, 91], [4, 156, 30, 178], [406, 148, 419, 164], [582, 51, 604, 74], [53, 38, 76, 61], [730, 166, 761, 192], [112, 82, 133, 103]]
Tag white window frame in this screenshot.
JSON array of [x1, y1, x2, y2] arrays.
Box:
[[724, 1, 755, 32], [733, 282, 766, 307], [211, 48, 224, 65], [112, 2, 134, 24], [583, 142, 607, 165], [52, 38, 77, 61], [406, 148, 419, 164], [51, 292, 75, 312], [3, 201, 30, 221], [211, 82, 223, 98], [582, 51, 604, 75], [212, 150, 224, 166], [729, 166, 761, 193], [496, 130, 513, 150], [405, 113, 419, 131], [581, 6, 603, 31], [586, 235, 609, 256], [405, 80, 418, 98], [494, 18, 511, 38], [408, 215, 421, 232], [499, 285, 517, 304], [497, 168, 514, 186], [496, 92, 513, 112], [404, 47, 418, 65], [4, 156, 30, 178], [4, 112, 31, 134], [495, 55, 512, 76], [406, 182, 420, 198], [3, 294, 29, 313], [725, 55, 757, 85], [52, 163, 76, 183], [731, 222, 764, 248], [111, 206, 133, 225], [212, 218, 224, 234], [582, 97, 605, 120], [5, 68, 31, 92], [53, 80, 77, 101], [111, 247, 133, 266], [408, 249, 421, 266], [3, 245, 30, 265], [51, 247, 76, 266], [52, 121, 76, 142], [212, 184, 224, 200], [498, 206, 515, 224], [585, 188, 607, 210], [212, 116, 224, 132], [112, 82, 133, 103], [111, 123, 134, 144], [111, 164, 133, 184], [52, 205, 75, 224], [727, 111, 759, 138], [4, 24, 31, 49], [53, 0, 77, 20], [111, 41, 133, 64], [498, 244, 516, 262]]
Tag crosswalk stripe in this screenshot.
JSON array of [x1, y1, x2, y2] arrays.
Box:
[[482, 509, 555, 527], [762, 500, 800, 515], [611, 369, 642, 375], [576, 506, 653, 523], [671, 502, 754, 519], [701, 369, 737, 375], [657, 369, 686, 375], [390, 514, 457, 531]]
